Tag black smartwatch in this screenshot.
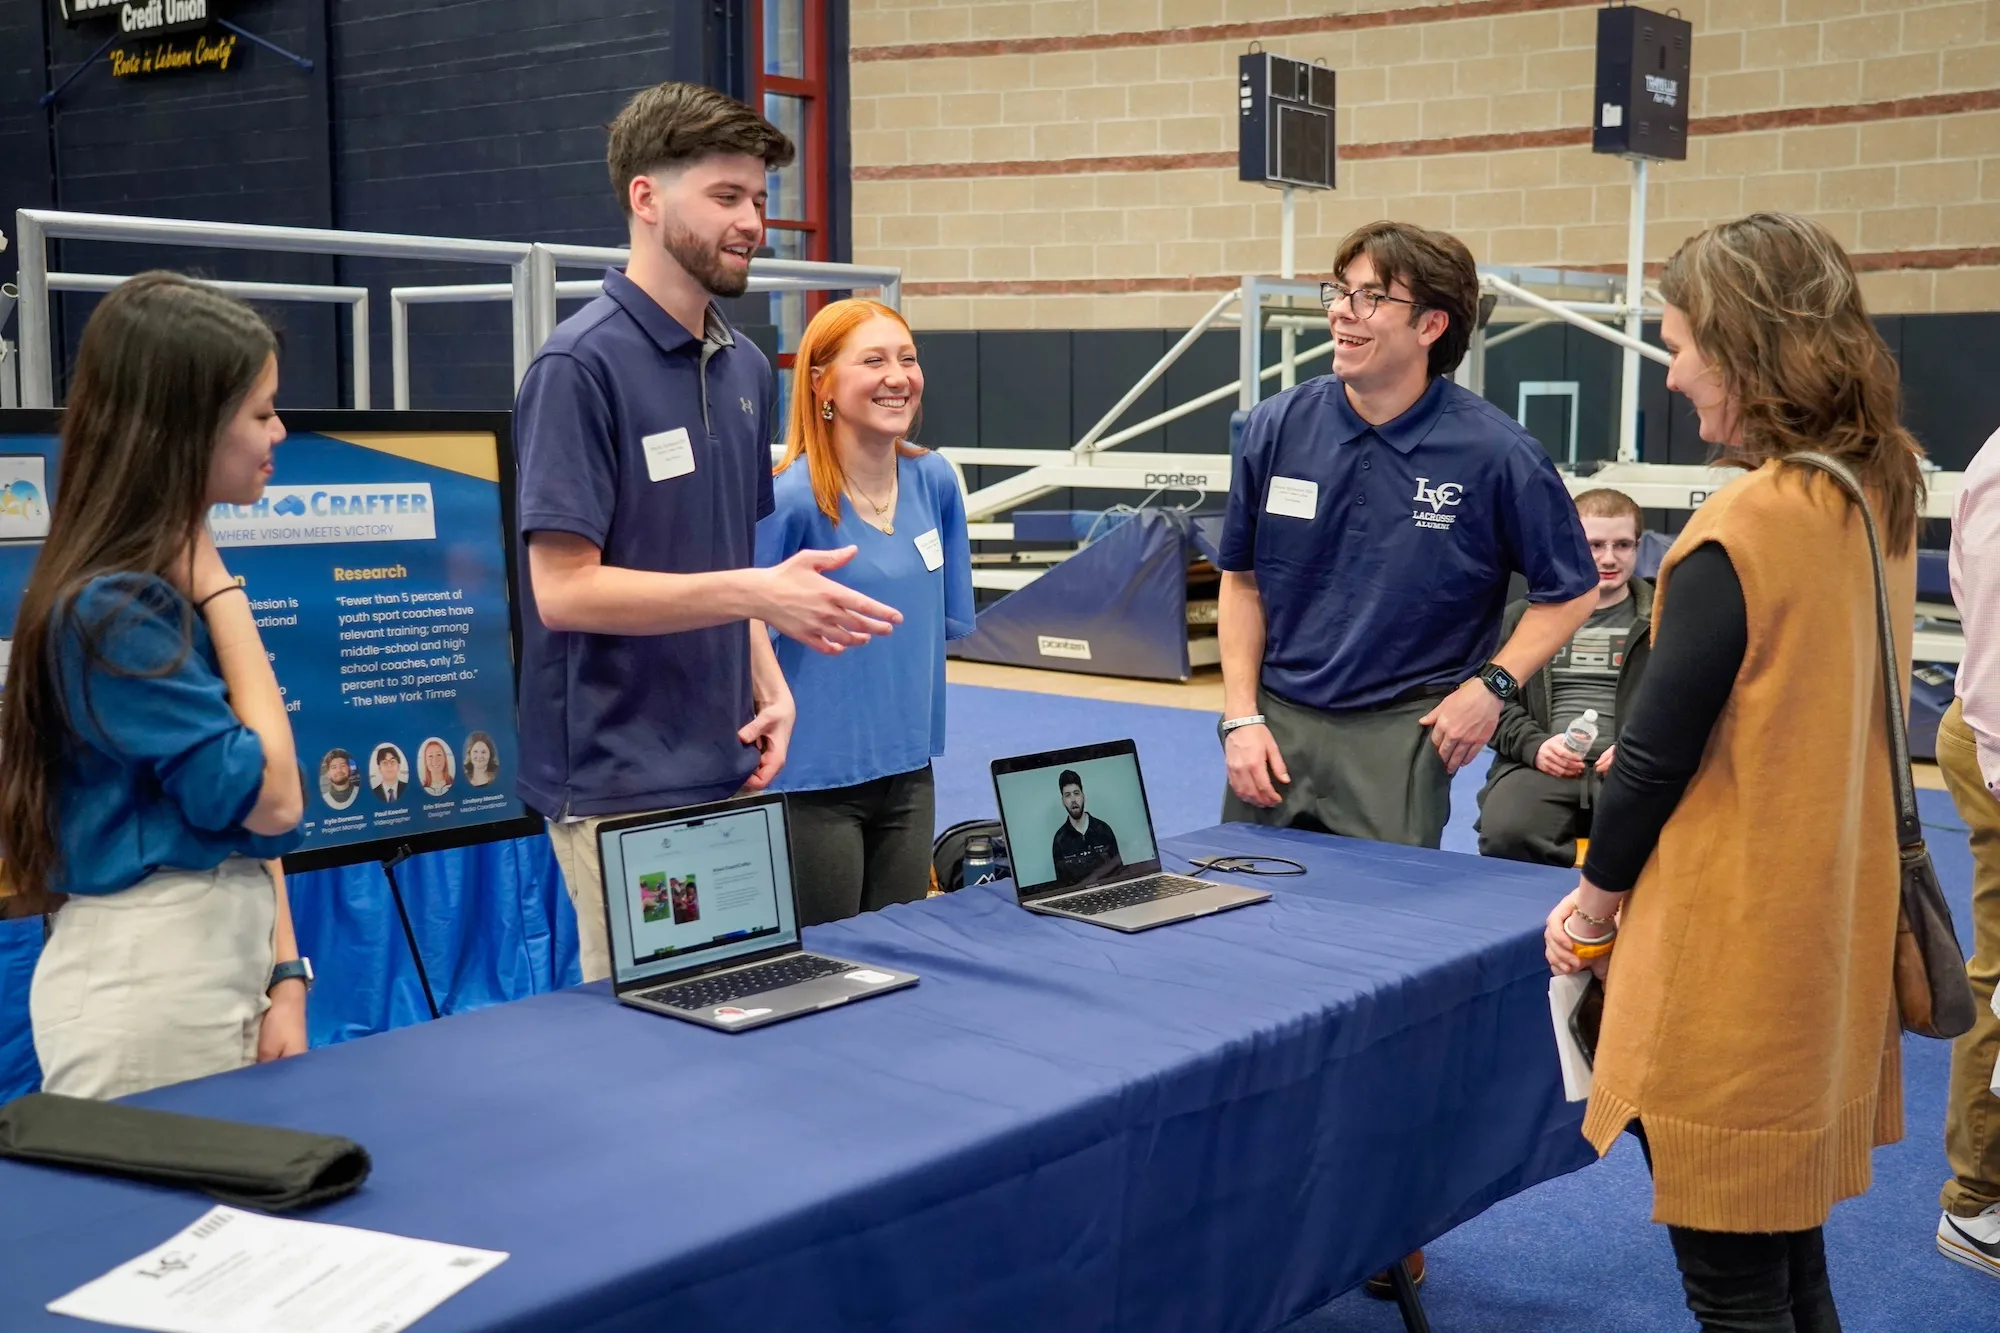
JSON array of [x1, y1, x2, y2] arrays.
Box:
[[1476, 661, 1519, 703]]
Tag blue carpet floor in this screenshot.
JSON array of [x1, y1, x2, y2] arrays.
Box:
[[940, 682, 1998, 1332]]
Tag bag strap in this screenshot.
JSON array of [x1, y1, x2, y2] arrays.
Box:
[[1783, 452, 1921, 850]]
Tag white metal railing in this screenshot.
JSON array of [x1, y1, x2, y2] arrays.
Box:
[[390, 279, 600, 412], [1480, 272, 1668, 369], [390, 268, 881, 410], [13, 210, 537, 407], [49, 272, 371, 408], [11, 211, 908, 413], [959, 263, 1669, 524]]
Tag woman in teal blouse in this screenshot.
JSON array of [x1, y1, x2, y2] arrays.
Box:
[[0, 274, 309, 1099]]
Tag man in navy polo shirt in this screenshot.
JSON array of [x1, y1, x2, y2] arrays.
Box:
[[1218, 220, 1597, 853], [513, 83, 901, 982]]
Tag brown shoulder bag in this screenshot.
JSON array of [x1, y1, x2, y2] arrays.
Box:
[[1789, 451, 1976, 1039]]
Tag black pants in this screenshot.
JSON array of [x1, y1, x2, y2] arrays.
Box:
[[1666, 1225, 1839, 1333], [1476, 765, 1593, 867], [1635, 1127, 1841, 1332], [784, 765, 935, 928]]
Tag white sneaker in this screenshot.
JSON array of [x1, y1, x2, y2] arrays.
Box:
[[1938, 1204, 2000, 1280]]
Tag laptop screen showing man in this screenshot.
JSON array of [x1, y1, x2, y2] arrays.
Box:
[[991, 740, 1270, 931], [994, 743, 1160, 899], [601, 800, 798, 987]]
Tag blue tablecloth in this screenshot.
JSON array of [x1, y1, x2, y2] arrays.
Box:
[[0, 825, 1595, 1333]]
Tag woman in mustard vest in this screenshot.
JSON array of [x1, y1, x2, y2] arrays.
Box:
[[1545, 213, 1922, 1331]]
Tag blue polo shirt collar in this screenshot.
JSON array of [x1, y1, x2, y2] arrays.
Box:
[[602, 268, 734, 360], [1334, 374, 1450, 455]]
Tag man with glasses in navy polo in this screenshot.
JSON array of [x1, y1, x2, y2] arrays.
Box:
[[512, 83, 902, 982], [1218, 220, 1598, 855]]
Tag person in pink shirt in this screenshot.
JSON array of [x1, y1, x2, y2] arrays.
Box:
[[1936, 422, 2000, 1281]]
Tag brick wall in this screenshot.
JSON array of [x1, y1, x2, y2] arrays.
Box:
[[846, 0, 2000, 330]]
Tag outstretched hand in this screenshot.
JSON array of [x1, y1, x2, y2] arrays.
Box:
[[760, 547, 902, 655]]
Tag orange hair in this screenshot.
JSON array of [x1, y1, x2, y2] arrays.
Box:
[[776, 298, 926, 523]]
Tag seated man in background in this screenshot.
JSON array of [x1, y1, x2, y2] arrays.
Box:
[[1477, 488, 1652, 867]]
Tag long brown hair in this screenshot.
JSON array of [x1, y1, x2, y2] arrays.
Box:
[[0, 273, 276, 907], [1658, 212, 1925, 551], [775, 298, 926, 523]]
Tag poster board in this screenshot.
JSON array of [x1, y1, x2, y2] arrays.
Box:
[[0, 410, 540, 872]]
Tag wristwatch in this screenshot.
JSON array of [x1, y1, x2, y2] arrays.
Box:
[[1217, 714, 1267, 743], [269, 957, 314, 994], [1476, 661, 1520, 703]]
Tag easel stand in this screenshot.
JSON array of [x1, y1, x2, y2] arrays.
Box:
[[1389, 1258, 1433, 1332], [380, 844, 441, 1021]]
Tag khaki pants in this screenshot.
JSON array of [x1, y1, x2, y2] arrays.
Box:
[[31, 858, 275, 1101], [1934, 700, 2000, 1216], [547, 818, 620, 984]]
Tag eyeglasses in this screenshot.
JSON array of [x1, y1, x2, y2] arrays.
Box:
[[1320, 281, 1426, 320], [1588, 539, 1638, 555]]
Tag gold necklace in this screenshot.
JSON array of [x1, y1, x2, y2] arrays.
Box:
[[848, 471, 897, 535]]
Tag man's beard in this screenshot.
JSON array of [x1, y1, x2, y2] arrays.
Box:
[[662, 219, 750, 299], [329, 775, 354, 796]]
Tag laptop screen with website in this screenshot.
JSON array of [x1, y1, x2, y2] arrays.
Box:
[[600, 799, 799, 986], [992, 742, 1161, 899]]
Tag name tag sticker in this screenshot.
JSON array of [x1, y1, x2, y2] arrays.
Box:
[[642, 427, 695, 482], [914, 528, 944, 571], [845, 969, 896, 985], [1266, 476, 1319, 520]]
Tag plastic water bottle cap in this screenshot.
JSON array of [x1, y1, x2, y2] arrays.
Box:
[[1581, 709, 1598, 722]]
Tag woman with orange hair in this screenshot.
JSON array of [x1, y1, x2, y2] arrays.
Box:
[[755, 299, 974, 925]]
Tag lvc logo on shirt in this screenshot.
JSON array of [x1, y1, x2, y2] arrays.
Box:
[[1412, 477, 1462, 530]]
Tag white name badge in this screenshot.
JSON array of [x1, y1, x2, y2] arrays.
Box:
[[642, 427, 696, 482], [1266, 476, 1319, 520], [914, 528, 944, 571]]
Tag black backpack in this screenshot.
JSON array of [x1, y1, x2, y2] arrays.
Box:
[[931, 819, 1009, 893]]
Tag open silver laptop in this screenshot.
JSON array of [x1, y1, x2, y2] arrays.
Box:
[[990, 739, 1269, 932], [596, 792, 917, 1032]]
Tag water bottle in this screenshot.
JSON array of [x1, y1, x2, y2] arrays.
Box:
[[1562, 709, 1600, 756], [964, 836, 997, 888]]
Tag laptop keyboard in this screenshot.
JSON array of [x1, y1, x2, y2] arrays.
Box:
[[1052, 874, 1205, 917], [639, 953, 853, 1011]]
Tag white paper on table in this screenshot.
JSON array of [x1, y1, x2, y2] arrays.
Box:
[[46, 1206, 506, 1333], [1549, 972, 1596, 1103]]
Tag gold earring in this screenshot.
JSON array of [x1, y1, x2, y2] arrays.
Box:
[[820, 400, 834, 421]]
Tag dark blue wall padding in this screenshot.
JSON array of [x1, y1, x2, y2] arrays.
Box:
[[1911, 663, 1955, 764], [951, 510, 1191, 681], [1189, 515, 1227, 567], [1919, 548, 1952, 603], [0, 919, 42, 1105], [1009, 510, 1140, 544], [0, 834, 579, 1101], [1636, 529, 1673, 578]]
